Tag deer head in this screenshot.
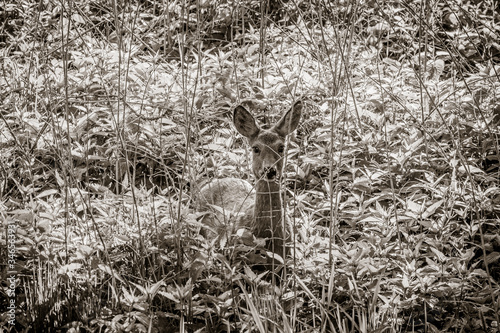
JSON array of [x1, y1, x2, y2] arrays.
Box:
[[233, 101, 302, 182]]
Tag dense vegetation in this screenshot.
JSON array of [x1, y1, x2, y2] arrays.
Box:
[[1, 0, 499, 332]]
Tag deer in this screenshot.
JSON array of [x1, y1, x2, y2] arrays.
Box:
[[197, 100, 303, 267]]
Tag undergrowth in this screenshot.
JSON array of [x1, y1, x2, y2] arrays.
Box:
[[0, 0, 499, 332]]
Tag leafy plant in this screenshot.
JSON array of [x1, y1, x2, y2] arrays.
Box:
[[1, 0, 499, 332]]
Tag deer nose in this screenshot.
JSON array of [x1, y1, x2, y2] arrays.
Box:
[[264, 167, 277, 180]]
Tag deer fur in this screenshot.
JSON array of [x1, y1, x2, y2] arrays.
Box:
[[198, 101, 303, 262]]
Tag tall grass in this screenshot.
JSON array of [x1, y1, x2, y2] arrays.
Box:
[[0, 0, 499, 332]]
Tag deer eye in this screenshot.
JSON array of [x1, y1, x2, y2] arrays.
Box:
[[252, 146, 260, 154], [278, 145, 285, 154]]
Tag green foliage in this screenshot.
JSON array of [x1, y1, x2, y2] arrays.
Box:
[[1, 0, 499, 332]]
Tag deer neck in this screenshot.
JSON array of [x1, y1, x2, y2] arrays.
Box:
[[254, 179, 283, 239]]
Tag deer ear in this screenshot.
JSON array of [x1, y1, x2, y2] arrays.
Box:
[[273, 101, 302, 137], [233, 105, 260, 138]]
